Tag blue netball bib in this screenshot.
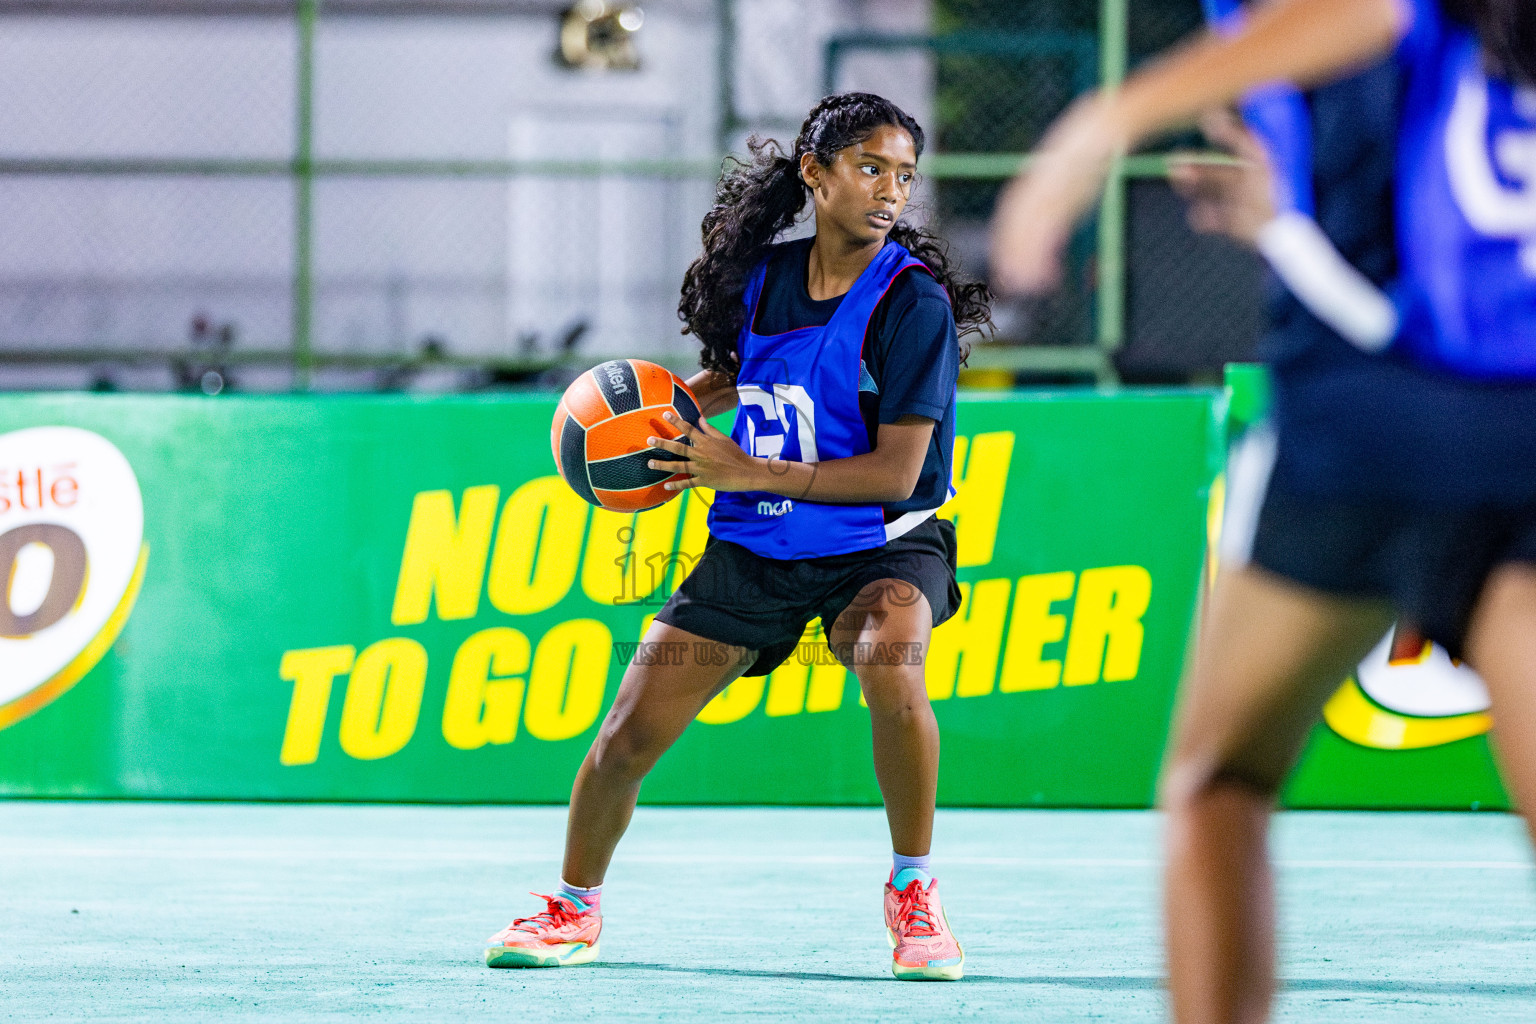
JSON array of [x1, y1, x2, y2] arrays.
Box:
[[1394, 3, 1536, 378], [708, 240, 930, 559]]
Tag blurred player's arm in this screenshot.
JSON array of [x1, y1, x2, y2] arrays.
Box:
[[991, 0, 1407, 295], [649, 412, 933, 503], [1170, 109, 1398, 350]]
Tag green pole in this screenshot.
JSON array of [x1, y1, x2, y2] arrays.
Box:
[[1096, 0, 1128, 358], [293, 0, 317, 390]]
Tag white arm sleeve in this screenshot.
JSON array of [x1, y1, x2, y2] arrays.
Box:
[[1255, 211, 1399, 352]]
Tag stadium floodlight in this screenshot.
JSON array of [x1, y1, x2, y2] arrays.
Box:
[[556, 1, 644, 71]]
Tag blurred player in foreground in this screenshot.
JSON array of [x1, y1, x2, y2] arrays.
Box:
[[992, 0, 1536, 1020], [486, 93, 991, 980]]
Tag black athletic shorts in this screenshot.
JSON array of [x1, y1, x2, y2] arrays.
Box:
[[654, 515, 962, 676], [1250, 484, 1536, 660]]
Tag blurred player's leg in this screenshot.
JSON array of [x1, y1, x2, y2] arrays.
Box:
[[830, 579, 963, 981], [1466, 563, 1536, 848], [1161, 566, 1392, 1023]]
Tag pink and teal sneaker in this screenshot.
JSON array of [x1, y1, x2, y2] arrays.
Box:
[[884, 872, 964, 981], [485, 892, 601, 968]]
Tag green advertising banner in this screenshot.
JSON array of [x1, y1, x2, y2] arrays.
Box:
[[1, 385, 1503, 807], [0, 391, 1216, 806]]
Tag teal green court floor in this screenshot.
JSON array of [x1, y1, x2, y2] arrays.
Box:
[[3, 803, 1535, 1022]]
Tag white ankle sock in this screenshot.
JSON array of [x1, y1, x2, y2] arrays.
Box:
[[892, 852, 933, 888]]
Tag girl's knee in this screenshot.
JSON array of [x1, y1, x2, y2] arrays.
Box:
[[590, 716, 664, 781], [859, 664, 931, 716], [1160, 748, 1284, 815]]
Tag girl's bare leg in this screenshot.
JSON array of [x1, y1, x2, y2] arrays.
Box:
[[828, 579, 937, 857], [562, 620, 755, 887], [1464, 563, 1536, 847], [1162, 566, 1392, 1024]]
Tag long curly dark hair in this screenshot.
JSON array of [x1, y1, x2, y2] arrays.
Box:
[[678, 92, 992, 377]]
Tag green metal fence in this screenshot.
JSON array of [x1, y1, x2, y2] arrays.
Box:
[[0, 0, 1235, 390]]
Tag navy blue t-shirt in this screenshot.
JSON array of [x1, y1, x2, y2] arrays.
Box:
[[751, 237, 959, 517]]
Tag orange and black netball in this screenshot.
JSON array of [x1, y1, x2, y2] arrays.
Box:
[[551, 358, 703, 512]]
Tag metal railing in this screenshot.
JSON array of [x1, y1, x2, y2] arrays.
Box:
[[1, 0, 1226, 390]]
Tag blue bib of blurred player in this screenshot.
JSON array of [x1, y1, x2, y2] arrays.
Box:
[[707, 240, 928, 559], [1395, 25, 1536, 379]]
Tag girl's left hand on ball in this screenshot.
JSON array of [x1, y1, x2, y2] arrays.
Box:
[[648, 412, 763, 492]]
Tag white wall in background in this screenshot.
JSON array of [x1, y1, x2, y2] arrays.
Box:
[[0, 18, 296, 356], [0, 18, 296, 158], [507, 109, 690, 358], [734, 0, 931, 133], [0, 1, 932, 378], [309, 12, 722, 361]]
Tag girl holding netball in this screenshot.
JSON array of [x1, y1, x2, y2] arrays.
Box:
[[486, 92, 990, 980], [991, 0, 1536, 1020]]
